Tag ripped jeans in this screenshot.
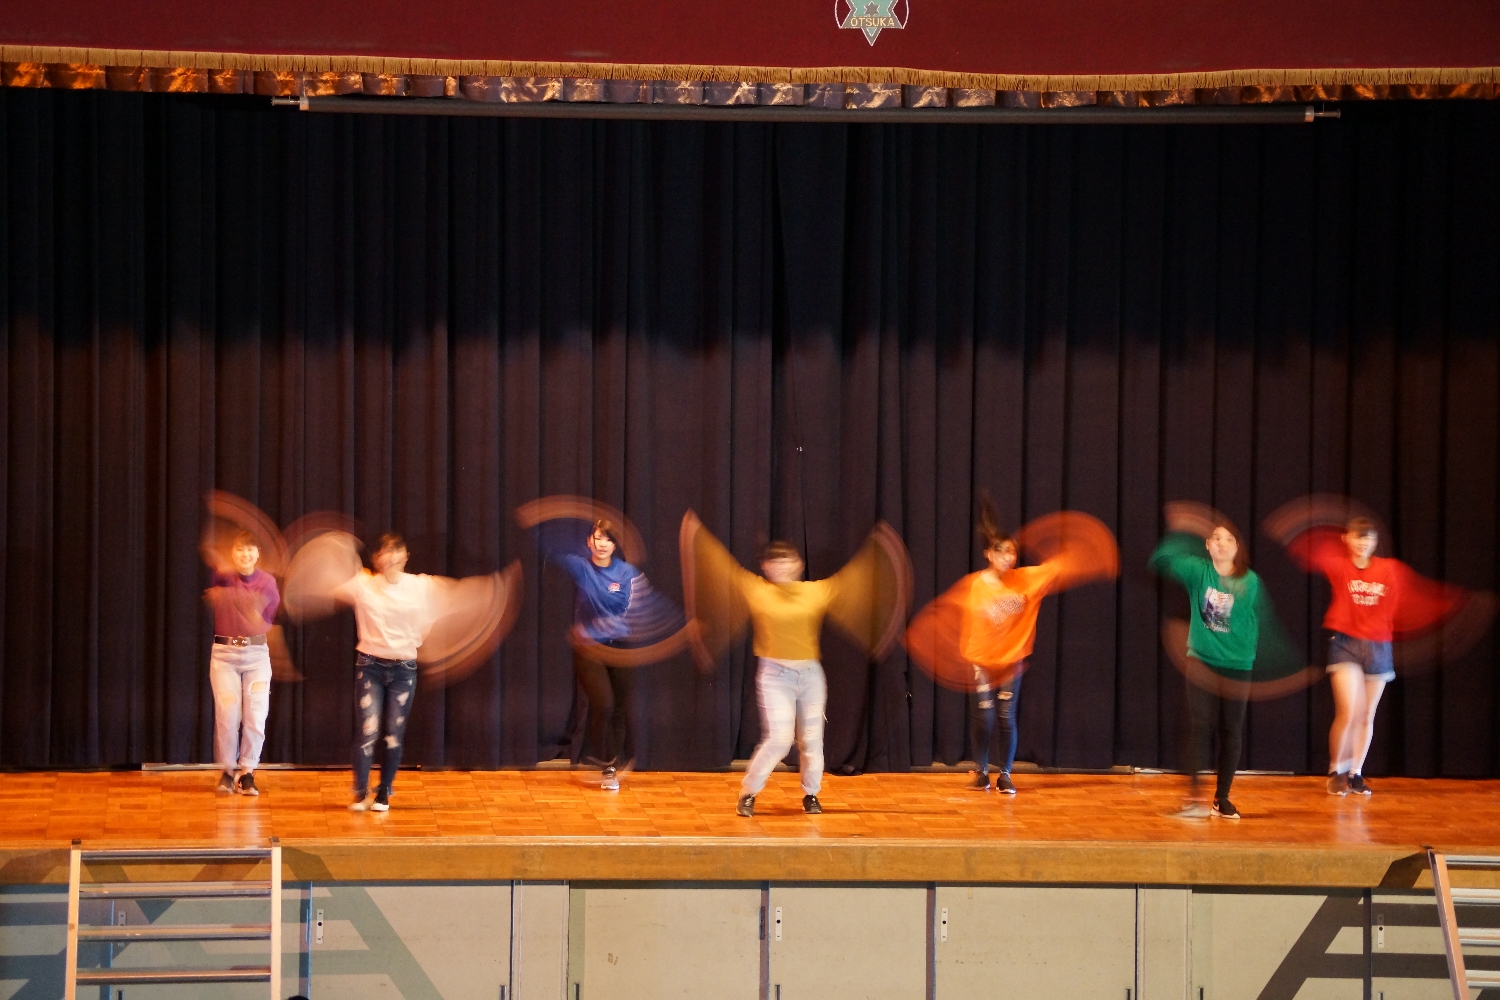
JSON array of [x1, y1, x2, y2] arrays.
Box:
[[972, 664, 1022, 776], [352, 653, 418, 798]]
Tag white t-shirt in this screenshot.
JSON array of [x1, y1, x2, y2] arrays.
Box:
[[338, 571, 437, 661]]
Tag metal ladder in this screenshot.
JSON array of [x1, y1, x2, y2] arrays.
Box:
[[1429, 850, 1500, 1000], [64, 839, 283, 999]]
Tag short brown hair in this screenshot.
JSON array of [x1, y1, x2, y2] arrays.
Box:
[[762, 540, 801, 563], [1345, 517, 1378, 537], [374, 532, 407, 554], [590, 518, 622, 550], [231, 529, 259, 549]]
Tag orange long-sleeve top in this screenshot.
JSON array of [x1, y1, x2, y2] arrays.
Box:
[[956, 563, 1061, 668]]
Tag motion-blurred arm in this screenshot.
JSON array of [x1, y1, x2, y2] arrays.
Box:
[[282, 531, 364, 622], [1148, 531, 1210, 586], [1015, 511, 1120, 594], [417, 563, 524, 686], [516, 496, 647, 565], [679, 511, 754, 671], [823, 522, 914, 662]]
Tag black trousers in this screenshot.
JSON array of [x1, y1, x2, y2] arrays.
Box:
[[574, 649, 635, 767], [1182, 659, 1249, 800]]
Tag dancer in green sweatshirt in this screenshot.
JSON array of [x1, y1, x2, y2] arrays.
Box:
[[1150, 503, 1277, 821]]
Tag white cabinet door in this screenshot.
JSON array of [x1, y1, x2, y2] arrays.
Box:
[[571, 884, 762, 1000], [934, 885, 1135, 1000], [312, 883, 513, 1000], [1369, 891, 1465, 1000], [768, 886, 928, 1000], [1190, 889, 1365, 1000]]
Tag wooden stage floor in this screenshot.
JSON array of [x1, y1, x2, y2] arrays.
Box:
[[2, 769, 1497, 889]]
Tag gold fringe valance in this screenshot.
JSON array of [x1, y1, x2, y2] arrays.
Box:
[[3, 43, 1499, 93]]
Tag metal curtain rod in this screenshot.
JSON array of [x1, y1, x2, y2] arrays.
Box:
[[277, 96, 1339, 125]]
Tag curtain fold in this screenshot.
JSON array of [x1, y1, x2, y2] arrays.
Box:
[[1, 91, 1497, 776]]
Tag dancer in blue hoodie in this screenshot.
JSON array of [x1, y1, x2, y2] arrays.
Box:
[[524, 500, 686, 791]]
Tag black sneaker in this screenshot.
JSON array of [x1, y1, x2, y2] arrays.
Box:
[[236, 772, 258, 797], [371, 788, 390, 812], [969, 770, 991, 791], [348, 792, 369, 812], [1327, 772, 1349, 796], [216, 772, 236, 795], [736, 794, 755, 817], [1348, 774, 1373, 796], [803, 794, 822, 814], [600, 765, 620, 792], [995, 772, 1016, 795], [1211, 797, 1240, 820]]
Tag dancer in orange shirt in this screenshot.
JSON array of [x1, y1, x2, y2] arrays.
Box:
[[906, 501, 1118, 793]]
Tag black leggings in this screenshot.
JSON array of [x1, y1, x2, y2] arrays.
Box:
[[574, 651, 635, 767], [1182, 659, 1249, 800]]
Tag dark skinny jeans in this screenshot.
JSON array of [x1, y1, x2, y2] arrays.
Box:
[[574, 649, 635, 767], [972, 667, 1022, 776], [1183, 658, 1249, 801]]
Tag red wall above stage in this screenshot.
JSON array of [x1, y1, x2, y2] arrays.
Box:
[[6, 1, 1499, 76]]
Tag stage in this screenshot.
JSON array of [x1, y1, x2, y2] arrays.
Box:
[[1, 769, 1497, 889]]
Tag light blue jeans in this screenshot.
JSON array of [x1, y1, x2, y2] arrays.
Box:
[[209, 643, 272, 774], [741, 659, 827, 797]]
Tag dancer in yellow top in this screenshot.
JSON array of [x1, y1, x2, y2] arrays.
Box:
[[680, 512, 911, 817]]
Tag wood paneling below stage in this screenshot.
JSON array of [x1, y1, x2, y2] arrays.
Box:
[[1, 770, 1496, 889]]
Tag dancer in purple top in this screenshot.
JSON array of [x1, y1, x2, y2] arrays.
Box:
[[204, 530, 281, 796]]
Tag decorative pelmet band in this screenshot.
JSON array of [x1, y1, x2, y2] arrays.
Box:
[[1, 45, 1496, 104]]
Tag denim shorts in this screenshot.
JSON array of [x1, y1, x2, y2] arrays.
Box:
[[1326, 631, 1395, 682]]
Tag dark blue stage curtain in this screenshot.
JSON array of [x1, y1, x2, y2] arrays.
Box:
[[0, 90, 1496, 776]]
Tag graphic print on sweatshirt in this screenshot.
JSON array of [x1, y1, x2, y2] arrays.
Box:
[[985, 593, 1027, 625], [1199, 587, 1235, 633], [1348, 579, 1387, 606]]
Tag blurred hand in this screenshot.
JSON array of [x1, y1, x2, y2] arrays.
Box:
[[1164, 502, 1219, 539]]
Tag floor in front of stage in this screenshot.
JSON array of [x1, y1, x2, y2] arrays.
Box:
[[1, 770, 1497, 888]]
